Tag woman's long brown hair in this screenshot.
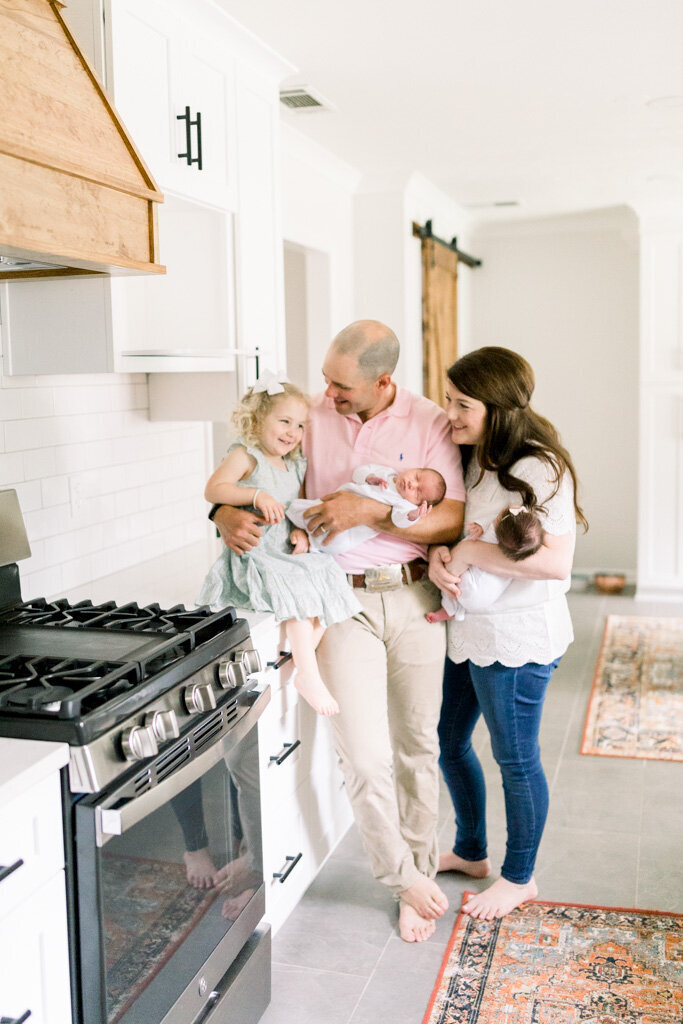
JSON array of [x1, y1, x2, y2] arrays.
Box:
[[447, 347, 588, 531]]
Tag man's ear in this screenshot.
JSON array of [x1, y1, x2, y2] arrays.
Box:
[[375, 373, 392, 393]]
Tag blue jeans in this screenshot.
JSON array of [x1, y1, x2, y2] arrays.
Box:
[[438, 657, 560, 884]]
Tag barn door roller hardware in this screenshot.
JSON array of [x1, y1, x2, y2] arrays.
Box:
[[412, 220, 482, 268]]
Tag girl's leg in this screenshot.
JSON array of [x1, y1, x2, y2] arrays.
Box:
[[463, 658, 560, 919], [437, 659, 491, 877], [285, 617, 339, 716]]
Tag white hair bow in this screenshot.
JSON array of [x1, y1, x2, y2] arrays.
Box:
[[251, 369, 290, 396], [507, 506, 524, 516]]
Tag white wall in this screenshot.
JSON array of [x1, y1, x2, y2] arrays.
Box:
[[468, 206, 639, 576], [354, 172, 473, 392], [280, 124, 360, 392], [0, 355, 208, 601]]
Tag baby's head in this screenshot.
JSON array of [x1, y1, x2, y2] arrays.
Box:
[[231, 381, 310, 458], [494, 506, 544, 562], [394, 468, 447, 508]]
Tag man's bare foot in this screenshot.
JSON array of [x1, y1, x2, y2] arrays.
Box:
[[293, 670, 339, 716], [426, 608, 453, 623], [222, 888, 255, 920], [398, 900, 436, 942], [400, 874, 448, 920], [463, 876, 538, 920], [438, 851, 492, 878], [214, 854, 249, 892], [183, 848, 217, 888]]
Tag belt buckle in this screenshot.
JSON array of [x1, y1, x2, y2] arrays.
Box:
[[363, 563, 403, 592]]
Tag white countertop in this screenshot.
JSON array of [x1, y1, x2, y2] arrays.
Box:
[[0, 739, 69, 806]]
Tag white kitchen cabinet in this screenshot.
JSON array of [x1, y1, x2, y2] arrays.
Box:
[[1, 0, 290, 377], [0, 743, 71, 1024], [251, 619, 352, 935]]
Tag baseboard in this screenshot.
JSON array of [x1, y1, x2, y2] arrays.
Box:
[[634, 585, 683, 602]]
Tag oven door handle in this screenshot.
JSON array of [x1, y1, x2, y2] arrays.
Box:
[[96, 685, 270, 846]]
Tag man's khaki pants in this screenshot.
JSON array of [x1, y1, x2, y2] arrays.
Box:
[[316, 577, 446, 895]]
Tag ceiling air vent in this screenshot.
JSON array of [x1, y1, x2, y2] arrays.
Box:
[[280, 87, 331, 112]]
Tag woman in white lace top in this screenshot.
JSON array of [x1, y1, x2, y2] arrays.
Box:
[[429, 346, 587, 921]]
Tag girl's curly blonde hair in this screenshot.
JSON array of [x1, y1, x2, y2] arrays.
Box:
[[231, 381, 310, 457]]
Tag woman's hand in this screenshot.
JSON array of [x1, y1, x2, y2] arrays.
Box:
[[253, 491, 286, 524], [428, 544, 462, 596], [289, 528, 310, 554]]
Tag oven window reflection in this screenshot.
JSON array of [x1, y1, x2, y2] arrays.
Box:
[[100, 730, 262, 1024]]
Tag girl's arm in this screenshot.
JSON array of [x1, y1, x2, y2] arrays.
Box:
[[204, 446, 258, 505]]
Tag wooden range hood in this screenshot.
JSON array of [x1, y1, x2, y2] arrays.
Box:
[[0, 0, 164, 281]]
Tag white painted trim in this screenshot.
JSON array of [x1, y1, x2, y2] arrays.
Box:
[[281, 124, 362, 192], [471, 205, 639, 242], [634, 585, 683, 602]]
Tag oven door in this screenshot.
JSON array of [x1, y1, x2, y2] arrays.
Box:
[[73, 687, 269, 1024]]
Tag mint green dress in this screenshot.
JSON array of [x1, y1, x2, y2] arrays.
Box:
[[198, 441, 361, 626]]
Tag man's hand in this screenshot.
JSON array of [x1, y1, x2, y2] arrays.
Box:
[[213, 505, 265, 555], [303, 491, 387, 543], [428, 544, 463, 596], [289, 528, 310, 554]]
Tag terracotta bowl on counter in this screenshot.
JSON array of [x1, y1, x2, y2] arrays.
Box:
[[593, 572, 626, 594]]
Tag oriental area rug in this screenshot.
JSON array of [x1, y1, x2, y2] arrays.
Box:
[[103, 854, 218, 1023], [423, 895, 683, 1024], [580, 615, 683, 761]]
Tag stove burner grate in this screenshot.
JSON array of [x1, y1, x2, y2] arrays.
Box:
[[0, 655, 141, 717]]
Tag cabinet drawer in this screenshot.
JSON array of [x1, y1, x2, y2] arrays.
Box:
[[0, 870, 71, 1024], [0, 773, 64, 919], [262, 798, 307, 932], [259, 701, 304, 809]]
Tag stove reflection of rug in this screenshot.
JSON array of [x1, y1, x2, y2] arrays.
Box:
[[423, 894, 683, 1024], [103, 854, 218, 1023], [581, 614, 683, 761]]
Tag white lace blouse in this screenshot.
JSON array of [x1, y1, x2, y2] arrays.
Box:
[[446, 454, 576, 668]]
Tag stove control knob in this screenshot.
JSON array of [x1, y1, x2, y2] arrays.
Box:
[[145, 709, 180, 742], [121, 724, 159, 762], [240, 649, 263, 676], [184, 682, 217, 714], [217, 659, 247, 690]]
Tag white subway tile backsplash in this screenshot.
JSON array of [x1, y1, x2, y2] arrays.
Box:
[[0, 389, 23, 419], [24, 447, 57, 480], [21, 388, 56, 418], [0, 452, 24, 485], [15, 479, 43, 512], [41, 475, 70, 507]]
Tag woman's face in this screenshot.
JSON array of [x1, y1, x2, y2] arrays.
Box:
[[444, 380, 487, 446]]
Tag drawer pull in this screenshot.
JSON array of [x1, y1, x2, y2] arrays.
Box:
[[267, 651, 293, 671], [273, 852, 302, 884], [0, 859, 24, 885], [269, 740, 300, 765], [1, 1011, 32, 1024]]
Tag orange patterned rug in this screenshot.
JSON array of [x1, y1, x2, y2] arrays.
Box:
[[423, 894, 683, 1024], [581, 615, 683, 761]]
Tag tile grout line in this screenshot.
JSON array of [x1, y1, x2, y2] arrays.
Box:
[[346, 929, 395, 1024]]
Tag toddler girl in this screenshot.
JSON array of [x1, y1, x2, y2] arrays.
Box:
[[427, 506, 544, 622], [198, 375, 361, 716]]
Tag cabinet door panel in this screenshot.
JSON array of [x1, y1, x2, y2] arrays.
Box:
[[0, 773, 64, 919], [0, 872, 71, 1024]]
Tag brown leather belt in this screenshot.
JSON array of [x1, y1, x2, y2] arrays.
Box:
[[348, 560, 428, 591]]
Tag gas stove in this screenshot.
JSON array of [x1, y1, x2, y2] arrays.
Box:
[[0, 591, 263, 792]]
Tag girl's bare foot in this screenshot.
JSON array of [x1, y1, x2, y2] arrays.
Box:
[[400, 874, 448, 919], [183, 848, 217, 888], [426, 608, 453, 623], [438, 851, 492, 878], [398, 900, 436, 942], [463, 876, 538, 920], [293, 670, 339, 716]]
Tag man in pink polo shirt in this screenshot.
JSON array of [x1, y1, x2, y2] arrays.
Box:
[[213, 320, 465, 943]]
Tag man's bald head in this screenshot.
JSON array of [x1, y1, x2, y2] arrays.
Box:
[[331, 320, 400, 381]]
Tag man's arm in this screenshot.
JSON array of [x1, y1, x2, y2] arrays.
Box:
[[304, 492, 463, 546], [212, 504, 265, 556]]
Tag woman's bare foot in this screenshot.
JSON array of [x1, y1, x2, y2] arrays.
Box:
[[183, 848, 217, 888], [400, 874, 448, 919], [398, 900, 436, 942], [426, 608, 453, 623], [463, 876, 538, 920], [438, 851, 492, 878], [293, 670, 339, 716]]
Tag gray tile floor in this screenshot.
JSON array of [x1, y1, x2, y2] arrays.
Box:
[[260, 590, 683, 1024]]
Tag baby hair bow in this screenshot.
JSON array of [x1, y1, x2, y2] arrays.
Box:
[[507, 506, 525, 516], [251, 369, 290, 396]]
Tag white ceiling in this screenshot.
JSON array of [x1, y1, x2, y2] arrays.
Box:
[[217, 0, 683, 220]]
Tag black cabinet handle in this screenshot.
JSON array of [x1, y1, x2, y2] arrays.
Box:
[[269, 740, 300, 765], [267, 651, 293, 671], [273, 852, 302, 884], [0, 859, 24, 885], [1, 1011, 32, 1024], [177, 106, 203, 170]]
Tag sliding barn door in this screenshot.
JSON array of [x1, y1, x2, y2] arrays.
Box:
[[421, 237, 458, 407]]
